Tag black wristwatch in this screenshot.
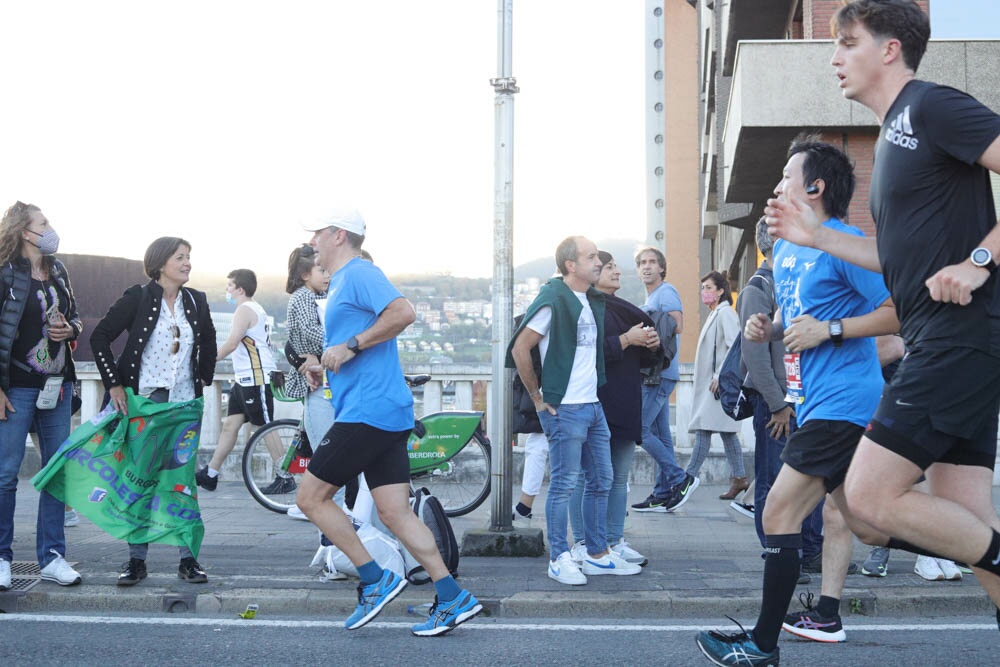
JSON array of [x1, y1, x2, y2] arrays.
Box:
[[970, 247, 998, 273], [829, 319, 844, 349], [346, 336, 362, 354]]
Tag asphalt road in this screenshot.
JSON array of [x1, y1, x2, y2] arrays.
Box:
[[1, 613, 996, 666]]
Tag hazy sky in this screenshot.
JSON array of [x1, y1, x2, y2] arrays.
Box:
[[0, 2, 996, 280]]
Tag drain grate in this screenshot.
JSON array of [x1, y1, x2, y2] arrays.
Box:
[[7, 561, 41, 593]]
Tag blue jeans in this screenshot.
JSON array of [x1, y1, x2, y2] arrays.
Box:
[[570, 437, 635, 545], [640, 380, 685, 497], [749, 391, 823, 559], [538, 403, 612, 560], [0, 382, 73, 567]]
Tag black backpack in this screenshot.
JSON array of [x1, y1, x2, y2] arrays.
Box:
[[401, 487, 460, 584], [717, 273, 772, 421]]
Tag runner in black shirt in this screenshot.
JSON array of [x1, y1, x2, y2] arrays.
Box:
[[763, 1, 1000, 638]]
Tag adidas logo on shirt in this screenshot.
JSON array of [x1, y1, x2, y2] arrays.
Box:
[[884, 105, 919, 150]]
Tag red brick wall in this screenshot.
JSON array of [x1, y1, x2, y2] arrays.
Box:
[[806, 1, 930, 40], [820, 130, 878, 237]]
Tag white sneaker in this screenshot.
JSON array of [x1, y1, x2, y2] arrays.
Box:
[[914, 555, 945, 581], [935, 558, 963, 581], [64, 509, 80, 527], [511, 506, 532, 527], [320, 565, 348, 582], [569, 540, 588, 564], [287, 504, 309, 521], [611, 538, 648, 566], [581, 549, 642, 576], [0, 559, 10, 591], [39, 551, 82, 586], [548, 551, 587, 585]]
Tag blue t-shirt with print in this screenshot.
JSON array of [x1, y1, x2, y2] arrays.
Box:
[[643, 281, 683, 381], [324, 257, 414, 431], [773, 219, 889, 427]]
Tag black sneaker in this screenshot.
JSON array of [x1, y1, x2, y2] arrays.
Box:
[[631, 494, 671, 513], [178, 557, 208, 583], [663, 473, 700, 512], [260, 475, 297, 495], [782, 593, 846, 642], [195, 466, 217, 491], [117, 558, 147, 587], [802, 553, 860, 576]]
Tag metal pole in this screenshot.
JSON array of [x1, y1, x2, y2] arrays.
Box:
[[489, 0, 518, 532]]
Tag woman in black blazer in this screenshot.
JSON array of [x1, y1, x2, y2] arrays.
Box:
[[90, 236, 217, 586]]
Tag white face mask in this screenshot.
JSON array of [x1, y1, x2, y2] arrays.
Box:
[[27, 228, 60, 255]]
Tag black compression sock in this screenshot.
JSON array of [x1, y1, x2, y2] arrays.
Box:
[[754, 533, 802, 653], [887, 537, 945, 559], [816, 595, 840, 618], [974, 530, 1000, 576]]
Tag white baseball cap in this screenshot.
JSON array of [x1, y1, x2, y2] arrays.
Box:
[[302, 207, 366, 236]]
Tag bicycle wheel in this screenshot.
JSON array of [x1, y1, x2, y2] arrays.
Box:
[[242, 419, 304, 513], [411, 431, 491, 517]]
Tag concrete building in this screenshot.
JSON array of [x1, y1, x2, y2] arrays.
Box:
[[689, 0, 1000, 290]]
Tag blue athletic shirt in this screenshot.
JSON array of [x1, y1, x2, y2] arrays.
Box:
[[773, 219, 889, 427], [643, 281, 683, 381], [324, 257, 414, 431]]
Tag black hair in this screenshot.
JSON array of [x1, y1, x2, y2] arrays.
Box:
[[286, 245, 316, 294], [701, 270, 733, 306], [788, 137, 856, 221]]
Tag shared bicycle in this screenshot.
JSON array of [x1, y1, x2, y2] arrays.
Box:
[[241, 374, 492, 518]]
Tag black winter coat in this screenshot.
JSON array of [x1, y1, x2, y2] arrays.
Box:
[[0, 256, 82, 391], [90, 280, 217, 397]]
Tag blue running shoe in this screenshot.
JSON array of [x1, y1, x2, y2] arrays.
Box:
[[345, 569, 408, 630], [410, 591, 483, 637], [695, 619, 780, 666]]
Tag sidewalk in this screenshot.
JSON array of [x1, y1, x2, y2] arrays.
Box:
[[2, 480, 996, 620]]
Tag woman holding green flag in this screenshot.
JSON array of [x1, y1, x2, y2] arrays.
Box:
[[91, 236, 217, 586], [0, 201, 84, 592]]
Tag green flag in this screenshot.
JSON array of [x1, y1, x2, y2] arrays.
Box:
[[32, 389, 206, 556]]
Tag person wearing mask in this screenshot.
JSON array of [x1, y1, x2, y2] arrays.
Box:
[[686, 270, 746, 500], [0, 201, 83, 591]]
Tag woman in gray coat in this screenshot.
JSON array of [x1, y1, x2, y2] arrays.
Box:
[[686, 270, 746, 500]]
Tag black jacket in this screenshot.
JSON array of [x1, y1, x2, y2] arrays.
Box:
[[0, 256, 82, 391], [600, 293, 657, 442], [90, 281, 217, 397]]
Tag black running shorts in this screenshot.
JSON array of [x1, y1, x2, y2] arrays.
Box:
[[307, 422, 412, 490], [781, 419, 864, 493], [867, 346, 1000, 470], [227, 383, 274, 427]]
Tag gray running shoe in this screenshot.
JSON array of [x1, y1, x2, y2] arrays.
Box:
[[862, 546, 890, 577]]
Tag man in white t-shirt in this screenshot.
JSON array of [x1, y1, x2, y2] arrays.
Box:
[[507, 236, 641, 585]]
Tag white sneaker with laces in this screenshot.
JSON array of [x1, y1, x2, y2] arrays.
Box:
[[611, 538, 648, 566], [548, 551, 587, 585], [0, 559, 10, 591], [914, 555, 945, 581], [320, 565, 348, 582], [581, 549, 642, 576], [569, 540, 587, 564], [935, 558, 963, 581], [39, 551, 82, 586], [64, 509, 80, 527], [287, 504, 309, 521]]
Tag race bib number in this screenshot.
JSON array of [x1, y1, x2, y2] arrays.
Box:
[[784, 352, 804, 405]]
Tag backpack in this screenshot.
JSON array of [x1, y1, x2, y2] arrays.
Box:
[[718, 273, 772, 420], [640, 309, 679, 386], [400, 487, 460, 584]]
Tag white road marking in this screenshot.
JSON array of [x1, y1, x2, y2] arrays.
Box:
[[0, 615, 995, 632]]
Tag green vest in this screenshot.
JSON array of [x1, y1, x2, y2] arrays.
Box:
[[505, 276, 606, 407]]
